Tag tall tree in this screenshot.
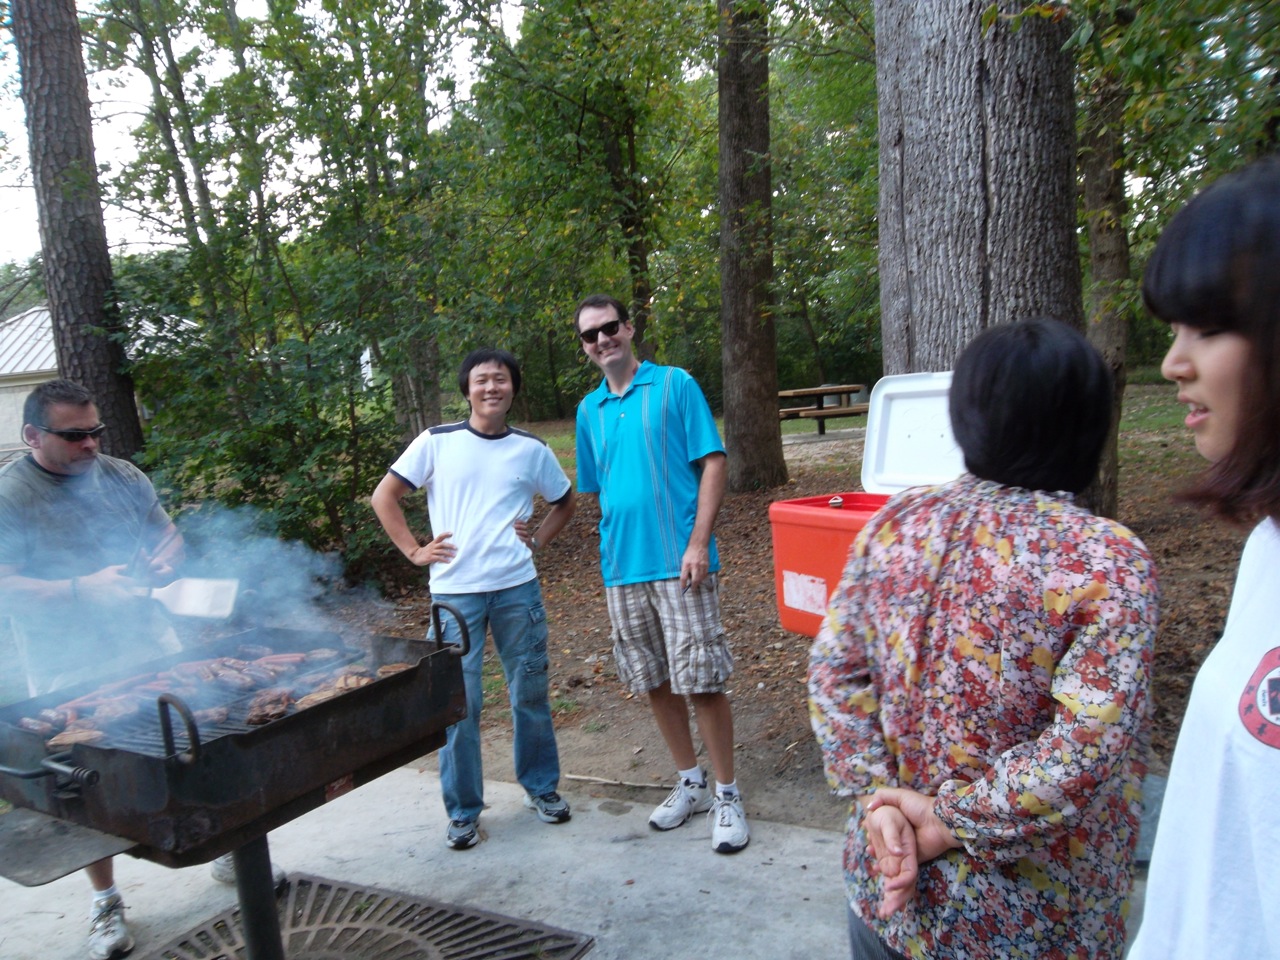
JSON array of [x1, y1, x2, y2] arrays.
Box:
[[1077, 7, 1133, 519], [719, 0, 786, 490], [469, 0, 711, 357], [10, 0, 142, 457], [875, 1, 1080, 373]]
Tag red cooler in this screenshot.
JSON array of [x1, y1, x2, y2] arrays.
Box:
[[769, 372, 965, 636]]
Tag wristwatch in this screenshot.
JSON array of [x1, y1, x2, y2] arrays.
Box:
[[530, 536, 540, 552]]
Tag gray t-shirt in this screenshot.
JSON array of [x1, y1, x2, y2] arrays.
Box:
[[0, 453, 177, 694]]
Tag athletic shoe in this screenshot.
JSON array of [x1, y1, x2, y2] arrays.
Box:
[[710, 792, 750, 853], [210, 853, 288, 889], [648, 777, 712, 830], [88, 893, 134, 960], [524, 791, 572, 823], [446, 818, 479, 849]]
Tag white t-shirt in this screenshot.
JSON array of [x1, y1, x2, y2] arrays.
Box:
[[1128, 519, 1280, 959], [388, 421, 571, 594]]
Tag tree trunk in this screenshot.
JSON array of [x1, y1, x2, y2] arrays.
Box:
[[391, 332, 441, 443], [1080, 66, 1131, 519], [875, 1, 1080, 373], [719, 0, 787, 491], [12, 0, 143, 459]]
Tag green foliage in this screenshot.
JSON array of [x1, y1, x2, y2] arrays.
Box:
[[1066, 0, 1279, 363], [0, 257, 46, 317], [64, 0, 1279, 580], [770, 7, 882, 388]]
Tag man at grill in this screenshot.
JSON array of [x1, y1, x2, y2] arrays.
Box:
[[0, 378, 285, 959], [0, 378, 183, 960], [372, 347, 576, 850]]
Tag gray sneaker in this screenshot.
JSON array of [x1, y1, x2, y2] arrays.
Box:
[[210, 853, 288, 890], [649, 777, 712, 830], [710, 792, 750, 853], [88, 893, 134, 960], [524, 791, 571, 823], [446, 818, 479, 849]]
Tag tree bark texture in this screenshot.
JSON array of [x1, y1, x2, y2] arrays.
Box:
[[13, 0, 143, 458], [719, 0, 787, 491], [1081, 66, 1132, 520], [875, 1, 1081, 374]]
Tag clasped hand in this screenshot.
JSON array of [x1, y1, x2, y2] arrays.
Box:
[[860, 787, 963, 919]]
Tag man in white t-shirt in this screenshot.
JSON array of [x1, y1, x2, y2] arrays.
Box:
[[372, 348, 576, 850]]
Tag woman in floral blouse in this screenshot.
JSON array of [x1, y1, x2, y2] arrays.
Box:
[[808, 318, 1160, 960]]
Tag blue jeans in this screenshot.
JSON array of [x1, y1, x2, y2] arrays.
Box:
[[431, 578, 561, 823]]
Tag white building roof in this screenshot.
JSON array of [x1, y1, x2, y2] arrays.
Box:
[[0, 305, 56, 381]]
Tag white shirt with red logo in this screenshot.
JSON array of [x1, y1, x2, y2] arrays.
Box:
[[1128, 519, 1280, 959]]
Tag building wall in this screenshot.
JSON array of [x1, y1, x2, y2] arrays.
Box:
[[0, 375, 50, 464]]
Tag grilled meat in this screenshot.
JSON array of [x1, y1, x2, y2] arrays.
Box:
[[192, 706, 229, 726], [46, 724, 106, 750], [17, 717, 55, 736], [245, 688, 292, 725]]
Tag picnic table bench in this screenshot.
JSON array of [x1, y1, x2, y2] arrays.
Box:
[[778, 384, 868, 435]]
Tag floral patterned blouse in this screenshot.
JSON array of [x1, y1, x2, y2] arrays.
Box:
[[808, 475, 1158, 960]]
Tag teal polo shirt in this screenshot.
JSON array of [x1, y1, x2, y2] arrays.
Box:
[[575, 362, 724, 587]]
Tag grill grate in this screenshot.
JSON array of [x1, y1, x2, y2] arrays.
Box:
[[35, 650, 368, 758], [140, 874, 595, 960]]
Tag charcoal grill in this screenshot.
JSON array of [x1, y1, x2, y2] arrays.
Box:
[[0, 603, 469, 960]]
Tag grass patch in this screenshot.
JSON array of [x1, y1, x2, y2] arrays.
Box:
[[581, 718, 608, 733], [480, 655, 510, 720], [780, 416, 865, 435], [551, 696, 580, 716], [1127, 364, 1170, 386], [1120, 383, 1186, 434]]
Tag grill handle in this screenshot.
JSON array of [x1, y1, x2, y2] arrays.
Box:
[[0, 754, 99, 786], [431, 600, 471, 657], [157, 693, 201, 766]]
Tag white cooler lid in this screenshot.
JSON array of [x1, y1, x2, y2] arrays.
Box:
[[861, 371, 966, 494]]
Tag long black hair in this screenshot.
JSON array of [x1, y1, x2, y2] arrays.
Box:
[[1143, 154, 1280, 523]]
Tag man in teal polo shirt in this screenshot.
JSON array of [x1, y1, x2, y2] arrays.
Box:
[[573, 293, 749, 854]]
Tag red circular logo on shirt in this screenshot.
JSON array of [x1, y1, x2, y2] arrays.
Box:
[[1238, 645, 1280, 749]]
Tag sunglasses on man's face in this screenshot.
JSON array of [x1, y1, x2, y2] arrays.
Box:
[[35, 424, 107, 443], [578, 319, 624, 344]]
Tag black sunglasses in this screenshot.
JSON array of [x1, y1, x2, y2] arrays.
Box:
[[35, 423, 107, 442], [578, 319, 624, 344]]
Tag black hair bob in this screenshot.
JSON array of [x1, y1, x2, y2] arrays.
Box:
[[949, 318, 1112, 494], [457, 348, 522, 398]]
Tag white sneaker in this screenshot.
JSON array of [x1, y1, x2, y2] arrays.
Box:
[[88, 893, 134, 960], [649, 777, 712, 830], [210, 852, 288, 889], [710, 792, 750, 853]]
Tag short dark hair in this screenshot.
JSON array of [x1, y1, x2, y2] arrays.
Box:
[[1142, 154, 1280, 523], [457, 348, 522, 398], [24, 379, 95, 431], [949, 319, 1112, 494], [573, 294, 628, 332]]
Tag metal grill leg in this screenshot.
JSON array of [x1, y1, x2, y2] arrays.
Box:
[[231, 835, 284, 960]]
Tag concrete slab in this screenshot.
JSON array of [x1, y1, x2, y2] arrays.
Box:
[[0, 768, 849, 960]]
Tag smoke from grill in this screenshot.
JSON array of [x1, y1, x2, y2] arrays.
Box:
[[0, 502, 380, 707]]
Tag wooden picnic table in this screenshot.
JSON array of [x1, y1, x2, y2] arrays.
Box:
[[777, 383, 869, 435]]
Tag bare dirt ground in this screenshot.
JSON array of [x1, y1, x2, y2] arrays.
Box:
[[320, 391, 1245, 833]]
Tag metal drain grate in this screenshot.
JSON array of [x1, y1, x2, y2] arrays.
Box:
[[140, 874, 595, 960]]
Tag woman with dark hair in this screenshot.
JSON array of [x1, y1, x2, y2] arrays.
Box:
[[808, 318, 1159, 960], [1126, 155, 1280, 960]]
